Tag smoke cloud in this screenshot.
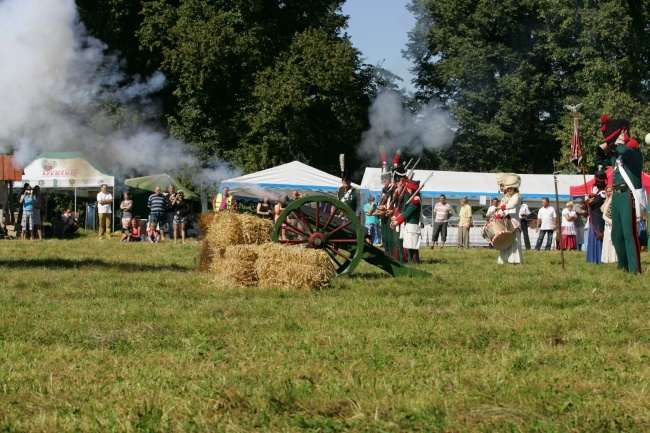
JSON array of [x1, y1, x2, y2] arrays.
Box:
[[356, 91, 457, 165], [0, 0, 236, 187]]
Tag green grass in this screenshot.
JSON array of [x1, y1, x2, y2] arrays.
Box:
[[1, 230, 649, 431]]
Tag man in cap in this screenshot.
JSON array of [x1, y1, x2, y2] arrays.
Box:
[[593, 116, 643, 274]]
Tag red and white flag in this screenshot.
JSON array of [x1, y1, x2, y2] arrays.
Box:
[[570, 117, 582, 168]]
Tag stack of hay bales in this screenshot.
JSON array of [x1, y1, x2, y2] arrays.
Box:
[[200, 211, 334, 290], [256, 243, 334, 290]]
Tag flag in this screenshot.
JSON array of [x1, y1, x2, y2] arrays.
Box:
[[570, 117, 582, 169]]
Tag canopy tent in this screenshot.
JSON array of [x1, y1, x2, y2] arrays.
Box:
[[219, 161, 359, 201], [569, 167, 650, 196], [14, 151, 116, 231], [15, 151, 115, 210], [360, 168, 585, 203], [124, 173, 198, 199]]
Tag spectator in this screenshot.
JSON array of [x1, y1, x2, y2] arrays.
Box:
[[32, 185, 44, 240], [130, 217, 143, 242], [51, 210, 65, 239], [535, 198, 557, 250], [519, 198, 532, 250], [364, 196, 379, 244], [432, 194, 452, 248], [574, 199, 588, 250], [120, 192, 133, 233], [62, 208, 79, 235], [19, 185, 34, 240], [561, 201, 578, 250], [486, 198, 499, 219], [256, 196, 274, 220], [147, 221, 160, 243], [172, 190, 191, 244], [97, 184, 113, 240], [166, 185, 177, 236], [147, 186, 167, 242], [214, 187, 236, 212], [457, 198, 472, 249], [120, 218, 132, 242], [17, 183, 30, 237]]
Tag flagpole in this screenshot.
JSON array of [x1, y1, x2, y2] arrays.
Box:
[[553, 160, 566, 271]]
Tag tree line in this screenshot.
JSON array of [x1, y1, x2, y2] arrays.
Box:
[[75, 0, 650, 180]]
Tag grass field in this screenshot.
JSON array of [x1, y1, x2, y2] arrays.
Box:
[[1, 229, 649, 431]]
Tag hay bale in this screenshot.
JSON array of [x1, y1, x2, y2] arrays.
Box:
[[255, 243, 334, 290], [238, 213, 274, 245], [206, 212, 244, 248], [198, 213, 215, 271], [211, 245, 260, 288]]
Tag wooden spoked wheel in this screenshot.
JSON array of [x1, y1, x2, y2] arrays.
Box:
[[271, 195, 365, 276]]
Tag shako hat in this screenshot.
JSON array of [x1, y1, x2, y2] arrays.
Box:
[[600, 116, 630, 145]]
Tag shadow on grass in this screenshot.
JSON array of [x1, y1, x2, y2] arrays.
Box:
[[0, 257, 194, 272]]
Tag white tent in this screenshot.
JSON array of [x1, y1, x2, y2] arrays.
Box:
[[220, 161, 358, 201], [360, 168, 585, 203], [15, 151, 116, 228]]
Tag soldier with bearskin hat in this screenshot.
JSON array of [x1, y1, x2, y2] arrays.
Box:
[[586, 169, 607, 264], [593, 116, 643, 274]]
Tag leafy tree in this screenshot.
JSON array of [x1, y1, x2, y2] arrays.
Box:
[[237, 27, 371, 173], [76, 0, 375, 178], [407, 0, 650, 174]]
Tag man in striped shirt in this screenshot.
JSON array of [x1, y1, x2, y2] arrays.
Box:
[[432, 194, 452, 248], [148, 186, 167, 241]]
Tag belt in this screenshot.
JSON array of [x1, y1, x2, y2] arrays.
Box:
[[614, 187, 629, 193]]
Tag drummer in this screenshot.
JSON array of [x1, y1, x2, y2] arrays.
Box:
[[494, 174, 524, 264]]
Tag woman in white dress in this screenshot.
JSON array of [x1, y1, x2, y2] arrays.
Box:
[[496, 174, 523, 264], [601, 185, 618, 263]]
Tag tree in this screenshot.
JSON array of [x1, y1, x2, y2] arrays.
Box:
[[236, 28, 371, 173], [407, 0, 650, 174], [76, 0, 375, 177]]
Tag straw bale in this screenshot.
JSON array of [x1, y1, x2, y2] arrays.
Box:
[[206, 212, 244, 250], [198, 213, 216, 271], [255, 243, 334, 290], [237, 213, 274, 245], [210, 245, 260, 288]]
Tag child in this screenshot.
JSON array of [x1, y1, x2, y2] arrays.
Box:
[[147, 222, 160, 243], [130, 217, 142, 242], [121, 218, 132, 242]]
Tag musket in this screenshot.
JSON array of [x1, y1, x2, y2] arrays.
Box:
[[403, 172, 434, 206]]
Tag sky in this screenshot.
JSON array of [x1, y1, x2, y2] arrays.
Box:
[[341, 0, 417, 92]]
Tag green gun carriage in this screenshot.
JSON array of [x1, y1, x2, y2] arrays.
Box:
[[272, 195, 428, 278]]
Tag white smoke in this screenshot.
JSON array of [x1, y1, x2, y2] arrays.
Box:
[[0, 0, 236, 186], [357, 91, 457, 164]]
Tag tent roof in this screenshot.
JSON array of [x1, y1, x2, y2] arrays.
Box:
[[18, 151, 115, 188], [360, 168, 585, 201], [569, 167, 650, 196], [124, 173, 198, 199], [220, 161, 359, 201]]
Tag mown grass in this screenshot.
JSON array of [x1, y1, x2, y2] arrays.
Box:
[[1, 229, 649, 431]]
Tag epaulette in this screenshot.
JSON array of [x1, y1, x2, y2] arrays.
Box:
[[411, 195, 421, 204]]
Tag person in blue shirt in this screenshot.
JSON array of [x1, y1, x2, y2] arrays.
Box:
[[363, 196, 379, 244]]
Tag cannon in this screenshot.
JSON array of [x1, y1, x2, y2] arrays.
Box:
[[271, 195, 428, 278]]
